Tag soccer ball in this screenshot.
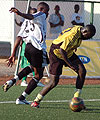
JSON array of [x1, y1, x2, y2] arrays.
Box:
[[69, 97, 85, 112]]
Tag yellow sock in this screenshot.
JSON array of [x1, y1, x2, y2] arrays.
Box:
[[74, 89, 82, 98], [34, 93, 43, 103]]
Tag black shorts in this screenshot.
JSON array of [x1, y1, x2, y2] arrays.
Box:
[[49, 43, 79, 76], [24, 43, 43, 68]]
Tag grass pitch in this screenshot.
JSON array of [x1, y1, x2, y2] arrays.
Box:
[[0, 85, 100, 120]]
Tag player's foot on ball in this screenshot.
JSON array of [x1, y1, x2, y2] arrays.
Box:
[[2, 79, 14, 92], [16, 98, 30, 105], [31, 101, 40, 108]]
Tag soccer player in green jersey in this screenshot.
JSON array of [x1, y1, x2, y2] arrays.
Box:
[[31, 24, 96, 108]]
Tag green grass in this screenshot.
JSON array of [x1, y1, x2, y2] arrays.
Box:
[[1, 85, 100, 120]]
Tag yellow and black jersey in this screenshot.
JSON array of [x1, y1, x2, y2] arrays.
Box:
[[52, 25, 82, 60]]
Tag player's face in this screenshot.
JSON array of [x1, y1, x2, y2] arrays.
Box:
[[81, 28, 92, 40], [82, 31, 91, 39], [55, 6, 60, 11]]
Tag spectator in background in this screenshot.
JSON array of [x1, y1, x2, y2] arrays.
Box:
[[48, 5, 64, 39], [71, 4, 84, 27]]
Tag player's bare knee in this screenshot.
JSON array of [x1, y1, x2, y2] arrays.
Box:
[[49, 74, 59, 88], [49, 80, 57, 89]]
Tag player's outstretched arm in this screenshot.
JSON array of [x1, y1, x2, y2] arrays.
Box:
[[9, 7, 33, 20], [7, 36, 22, 67]]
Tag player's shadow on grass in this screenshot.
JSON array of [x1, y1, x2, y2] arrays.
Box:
[[82, 104, 100, 113]]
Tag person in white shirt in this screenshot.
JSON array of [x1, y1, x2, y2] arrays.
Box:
[[71, 4, 84, 27], [3, 2, 50, 106], [48, 5, 64, 39]]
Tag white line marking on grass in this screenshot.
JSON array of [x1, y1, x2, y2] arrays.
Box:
[[0, 99, 100, 104]]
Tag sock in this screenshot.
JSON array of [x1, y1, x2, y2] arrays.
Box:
[[24, 78, 37, 95], [14, 75, 19, 82], [22, 91, 28, 97], [7, 80, 13, 86], [74, 89, 82, 98], [19, 91, 28, 100], [9, 75, 19, 85], [34, 93, 43, 103]]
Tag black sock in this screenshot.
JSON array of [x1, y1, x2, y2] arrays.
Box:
[[19, 95, 25, 100], [18, 66, 32, 80], [12, 79, 16, 84], [25, 78, 38, 95]]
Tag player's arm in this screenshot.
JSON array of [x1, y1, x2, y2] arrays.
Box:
[[49, 22, 60, 28], [7, 36, 22, 67], [9, 7, 33, 20], [11, 36, 22, 57], [15, 19, 23, 27], [59, 48, 78, 72], [57, 14, 64, 26], [59, 20, 64, 26], [49, 17, 64, 28], [71, 20, 84, 26], [50, 20, 64, 28]]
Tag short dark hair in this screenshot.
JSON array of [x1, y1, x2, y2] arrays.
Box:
[[74, 4, 79, 9], [86, 24, 96, 37], [37, 2, 49, 11]]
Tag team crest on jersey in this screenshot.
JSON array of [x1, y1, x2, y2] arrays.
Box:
[[78, 55, 90, 64]]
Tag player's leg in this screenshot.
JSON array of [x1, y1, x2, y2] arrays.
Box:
[[31, 74, 60, 107], [37, 50, 49, 87], [20, 42, 27, 86], [16, 67, 44, 105], [3, 43, 42, 92], [20, 54, 28, 86], [31, 46, 63, 107], [16, 43, 44, 104], [70, 53, 86, 97], [3, 65, 33, 92]]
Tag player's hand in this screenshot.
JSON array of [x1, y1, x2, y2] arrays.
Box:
[[9, 7, 20, 15], [6, 56, 15, 67]]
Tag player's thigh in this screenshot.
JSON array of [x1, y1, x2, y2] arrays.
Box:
[[71, 53, 86, 73], [33, 67, 44, 80], [49, 53, 63, 76], [25, 43, 43, 68]]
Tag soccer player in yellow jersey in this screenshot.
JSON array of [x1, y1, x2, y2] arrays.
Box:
[[31, 24, 96, 108]]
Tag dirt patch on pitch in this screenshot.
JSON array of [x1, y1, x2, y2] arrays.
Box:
[[0, 75, 100, 86]]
